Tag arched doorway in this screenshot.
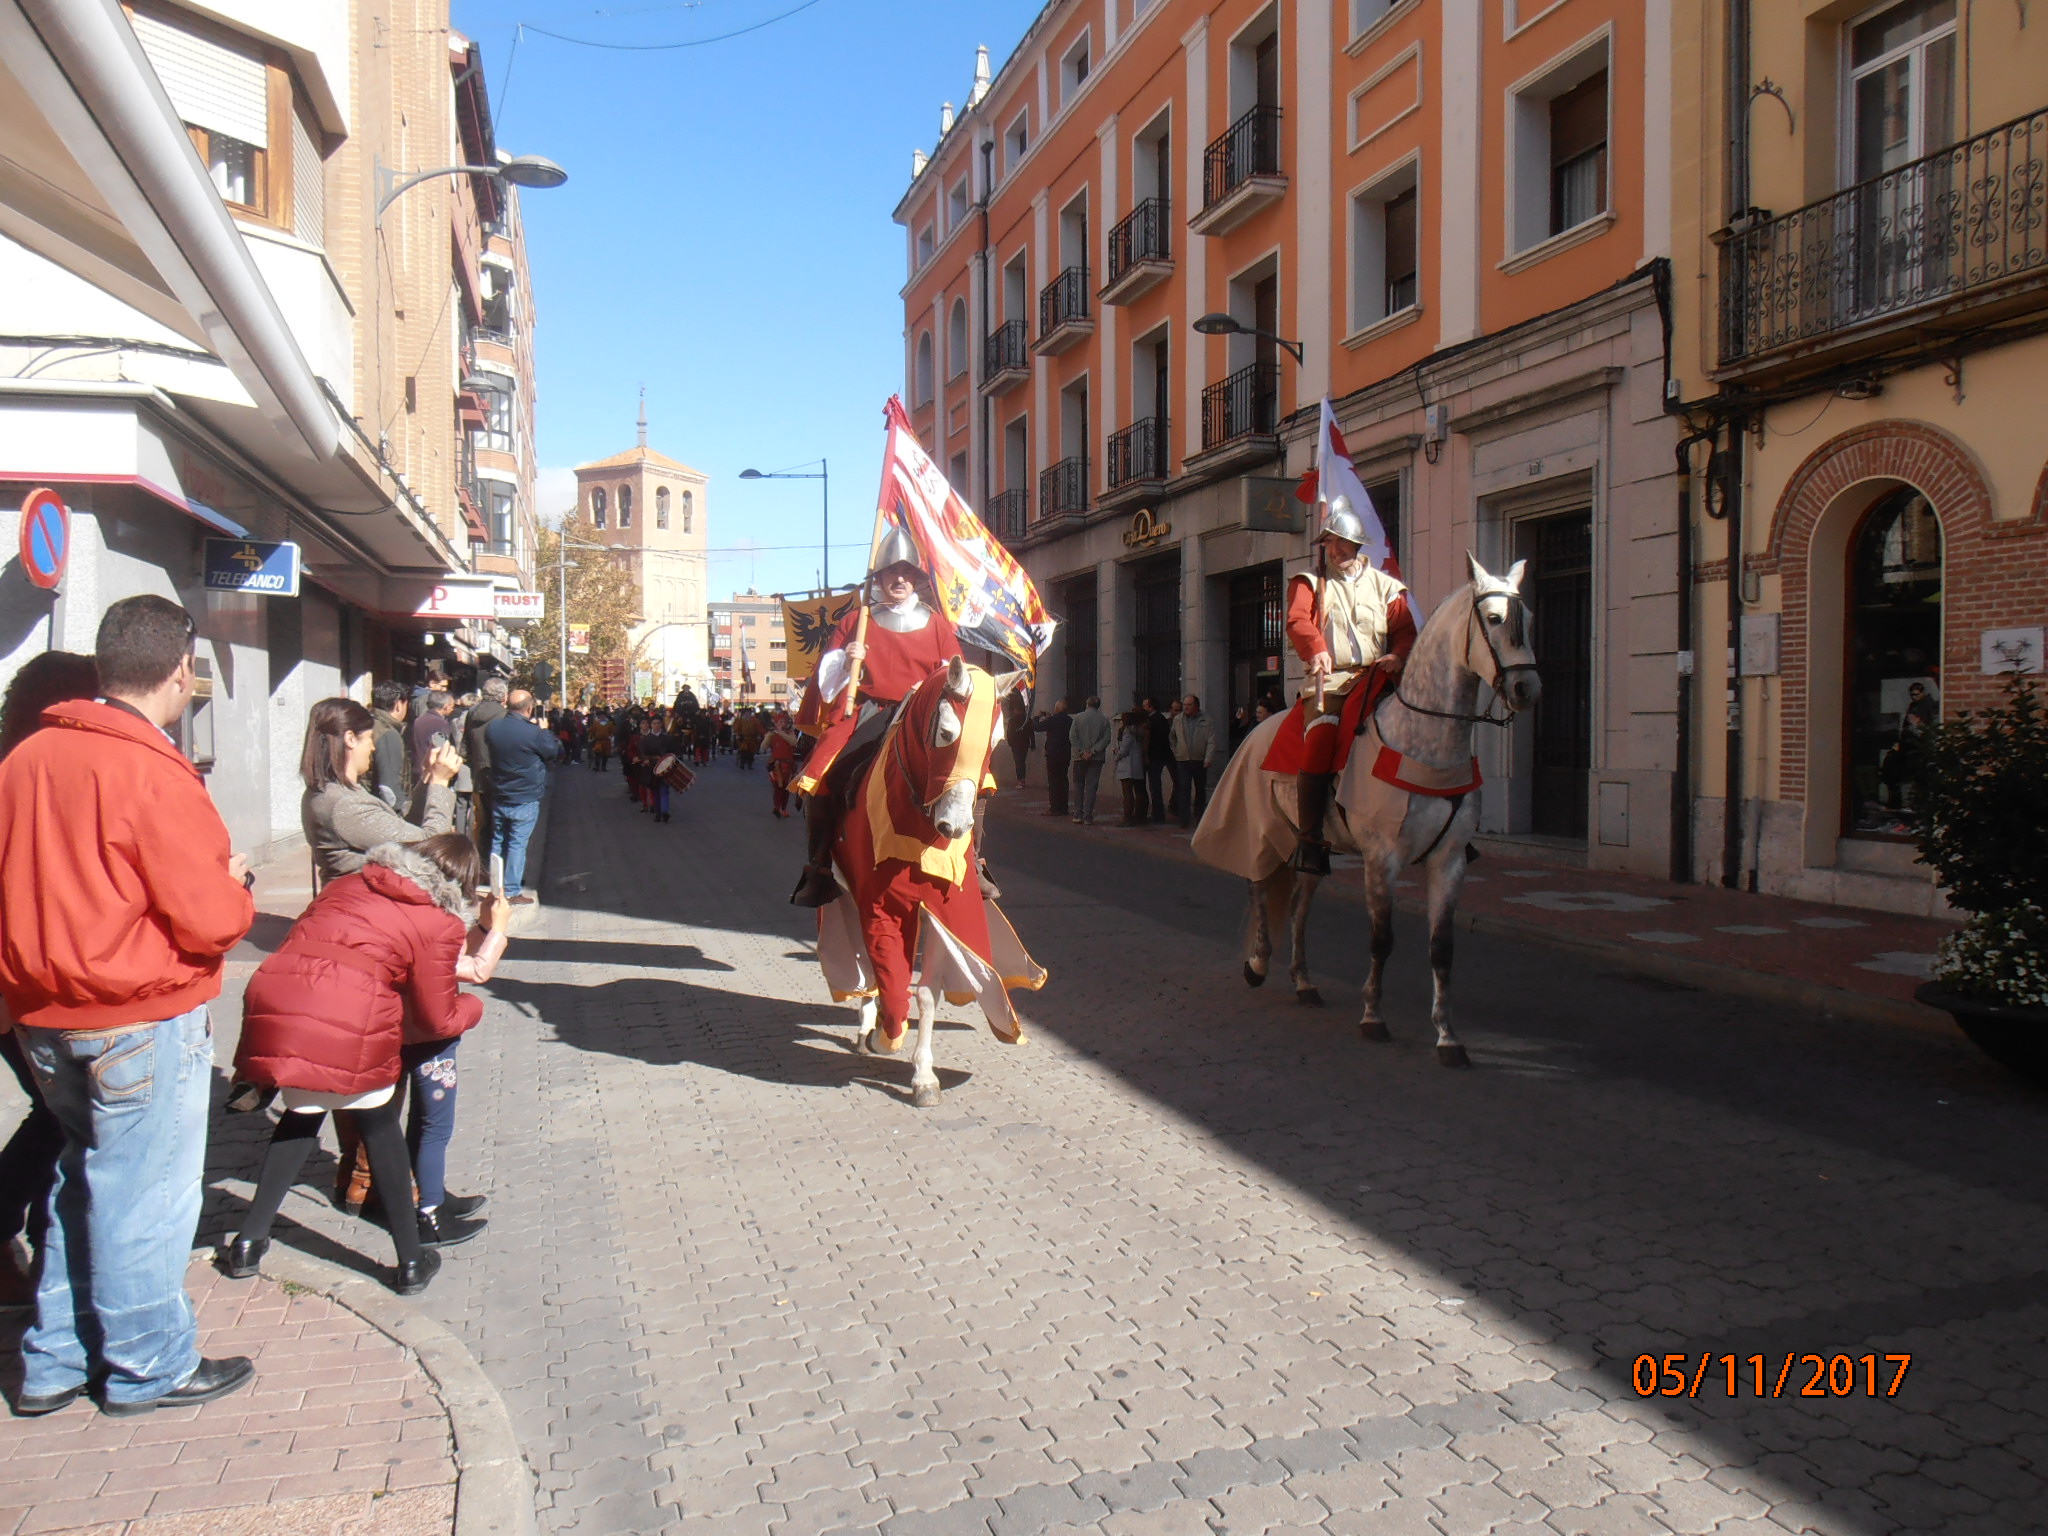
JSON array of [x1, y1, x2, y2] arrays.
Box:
[[1843, 486, 1942, 839]]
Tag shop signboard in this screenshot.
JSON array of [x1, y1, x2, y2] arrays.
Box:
[[494, 589, 544, 621], [412, 578, 497, 621], [1242, 476, 1305, 533], [203, 537, 301, 596]]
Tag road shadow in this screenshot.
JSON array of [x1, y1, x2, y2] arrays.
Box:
[[494, 937, 734, 972], [483, 973, 971, 1104], [988, 810, 2048, 1532]]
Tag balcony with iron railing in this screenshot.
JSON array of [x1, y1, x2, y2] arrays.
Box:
[[1101, 417, 1171, 509], [1039, 456, 1089, 520], [1103, 198, 1173, 304], [985, 487, 1030, 542], [1718, 106, 2048, 379], [1192, 105, 1285, 236], [1035, 267, 1094, 355], [1194, 362, 1279, 469], [981, 318, 1031, 394]]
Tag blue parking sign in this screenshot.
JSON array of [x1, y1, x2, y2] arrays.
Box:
[[204, 538, 300, 596]]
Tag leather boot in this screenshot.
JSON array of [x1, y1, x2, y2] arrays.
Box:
[[1292, 772, 1337, 876], [789, 793, 843, 907]]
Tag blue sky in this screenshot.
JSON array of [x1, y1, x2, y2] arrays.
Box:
[[450, 0, 1045, 599]]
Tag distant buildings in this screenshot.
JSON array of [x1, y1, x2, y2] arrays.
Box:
[[709, 592, 790, 705]]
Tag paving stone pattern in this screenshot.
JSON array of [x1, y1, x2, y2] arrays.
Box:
[[210, 763, 2048, 1535], [0, 1262, 453, 1536]]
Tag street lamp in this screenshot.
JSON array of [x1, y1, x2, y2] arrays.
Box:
[[1192, 310, 1306, 366], [737, 459, 830, 589], [374, 153, 568, 225], [549, 530, 608, 705]]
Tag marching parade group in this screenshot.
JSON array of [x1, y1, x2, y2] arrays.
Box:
[[0, 394, 1411, 1419]]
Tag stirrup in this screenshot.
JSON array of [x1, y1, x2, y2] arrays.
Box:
[[1291, 840, 1332, 877], [789, 866, 841, 908]]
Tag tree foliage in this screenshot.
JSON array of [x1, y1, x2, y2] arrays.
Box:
[[526, 515, 644, 703], [1915, 673, 2048, 914]]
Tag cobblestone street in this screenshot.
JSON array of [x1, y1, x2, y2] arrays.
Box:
[[194, 759, 2048, 1536]]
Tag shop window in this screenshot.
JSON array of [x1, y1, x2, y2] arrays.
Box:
[[1845, 487, 1943, 838]]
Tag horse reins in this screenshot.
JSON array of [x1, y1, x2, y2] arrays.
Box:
[[1391, 589, 1534, 729]]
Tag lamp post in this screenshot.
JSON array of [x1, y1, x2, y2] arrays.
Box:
[[1192, 310, 1305, 366], [374, 154, 568, 226], [738, 459, 830, 589], [550, 531, 608, 705]]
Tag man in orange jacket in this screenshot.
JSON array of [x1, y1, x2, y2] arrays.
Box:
[[0, 596, 256, 1417]]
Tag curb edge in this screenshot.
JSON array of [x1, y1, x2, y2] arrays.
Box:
[[260, 1247, 537, 1536]]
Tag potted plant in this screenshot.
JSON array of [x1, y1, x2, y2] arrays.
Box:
[[1913, 673, 2048, 1082]]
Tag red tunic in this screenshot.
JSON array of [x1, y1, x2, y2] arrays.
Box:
[[793, 604, 958, 792]]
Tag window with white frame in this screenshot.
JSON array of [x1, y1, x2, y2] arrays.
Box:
[[948, 175, 971, 232], [1350, 0, 1398, 36], [1061, 33, 1091, 109], [1846, 0, 1957, 184], [1005, 111, 1030, 175], [948, 298, 969, 378], [482, 387, 514, 451], [915, 224, 935, 270], [485, 482, 516, 557], [1507, 36, 1611, 254], [1350, 160, 1421, 332]]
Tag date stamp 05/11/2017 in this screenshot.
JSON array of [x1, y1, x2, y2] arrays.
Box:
[[1632, 1353, 1912, 1400]]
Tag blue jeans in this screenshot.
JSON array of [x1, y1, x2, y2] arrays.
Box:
[[401, 1037, 460, 1210], [492, 797, 541, 896], [21, 1006, 212, 1404]]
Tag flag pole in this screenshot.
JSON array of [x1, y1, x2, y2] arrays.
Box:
[[842, 406, 900, 720]]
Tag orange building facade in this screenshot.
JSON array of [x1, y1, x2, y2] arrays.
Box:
[[896, 0, 1683, 872]]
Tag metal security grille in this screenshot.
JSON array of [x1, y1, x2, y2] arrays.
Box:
[[1524, 512, 1593, 841], [1133, 557, 1182, 703]]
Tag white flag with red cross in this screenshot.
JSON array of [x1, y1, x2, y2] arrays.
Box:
[[1297, 397, 1399, 578]]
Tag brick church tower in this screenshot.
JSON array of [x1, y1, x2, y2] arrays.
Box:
[[573, 398, 710, 700]]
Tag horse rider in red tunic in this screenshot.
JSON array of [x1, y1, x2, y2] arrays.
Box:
[[789, 527, 957, 907], [1286, 495, 1417, 875]]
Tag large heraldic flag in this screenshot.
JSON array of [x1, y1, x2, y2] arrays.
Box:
[[878, 396, 1056, 676]]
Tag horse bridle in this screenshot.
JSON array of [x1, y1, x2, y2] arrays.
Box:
[[888, 677, 983, 824], [1392, 588, 1536, 729]]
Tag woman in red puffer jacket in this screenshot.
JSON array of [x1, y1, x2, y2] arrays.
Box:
[[225, 834, 506, 1296]]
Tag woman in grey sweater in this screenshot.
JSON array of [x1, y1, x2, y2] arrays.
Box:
[[302, 698, 461, 881]]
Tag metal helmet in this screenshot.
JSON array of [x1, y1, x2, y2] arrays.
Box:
[[869, 524, 922, 578], [1317, 494, 1368, 548]]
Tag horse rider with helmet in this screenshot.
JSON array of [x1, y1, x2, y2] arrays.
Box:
[[1285, 493, 1417, 875], [788, 526, 957, 907]]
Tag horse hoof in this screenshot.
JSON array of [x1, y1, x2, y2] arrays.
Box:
[[1359, 1020, 1392, 1043], [1243, 963, 1267, 989], [1296, 988, 1324, 1007], [911, 1083, 942, 1109], [1437, 1044, 1472, 1069]]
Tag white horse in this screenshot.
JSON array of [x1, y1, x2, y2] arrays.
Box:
[[1192, 555, 1541, 1065]]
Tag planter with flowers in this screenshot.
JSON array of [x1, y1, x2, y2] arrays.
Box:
[[1912, 674, 2048, 1083]]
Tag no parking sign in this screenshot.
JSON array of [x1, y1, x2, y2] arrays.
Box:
[[19, 487, 68, 590]]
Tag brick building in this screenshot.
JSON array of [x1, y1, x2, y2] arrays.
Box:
[[0, 0, 549, 859], [1668, 0, 2048, 915], [709, 591, 790, 705], [896, 0, 1683, 873]]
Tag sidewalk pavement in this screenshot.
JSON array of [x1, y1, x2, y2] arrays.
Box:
[[984, 776, 1959, 1031], [0, 1258, 456, 1536]]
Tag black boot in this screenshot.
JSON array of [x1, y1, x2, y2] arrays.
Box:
[[789, 794, 843, 907], [1292, 772, 1337, 876], [221, 1235, 268, 1279]]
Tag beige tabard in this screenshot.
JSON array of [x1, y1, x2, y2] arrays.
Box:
[[1310, 563, 1408, 691]]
